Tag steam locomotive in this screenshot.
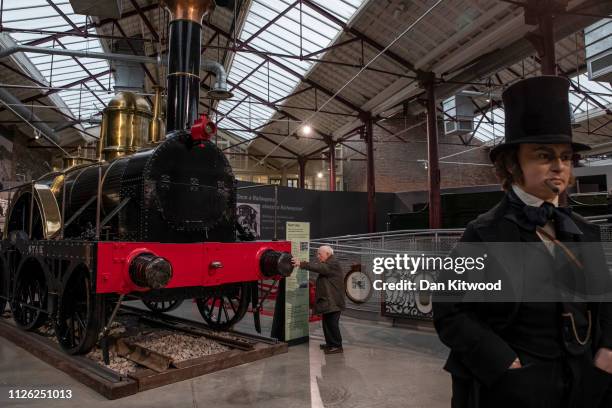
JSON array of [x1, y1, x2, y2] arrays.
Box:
[[0, 0, 293, 355]]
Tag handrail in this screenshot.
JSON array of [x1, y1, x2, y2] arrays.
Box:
[[584, 214, 612, 221], [313, 228, 464, 242]]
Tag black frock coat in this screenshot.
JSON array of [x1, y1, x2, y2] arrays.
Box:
[[432, 193, 612, 408]]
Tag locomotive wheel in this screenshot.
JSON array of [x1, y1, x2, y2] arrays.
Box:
[[142, 299, 184, 313], [11, 268, 47, 331], [196, 283, 249, 330], [55, 271, 105, 354]]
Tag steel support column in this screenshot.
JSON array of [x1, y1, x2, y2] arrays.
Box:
[[328, 142, 336, 191], [281, 167, 288, 187], [524, 0, 567, 75], [539, 13, 556, 75], [421, 73, 441, 229], [298, 157, 307, 189], [363, 114, 376, 233]]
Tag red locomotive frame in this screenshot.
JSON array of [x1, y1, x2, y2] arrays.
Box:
[[97, 241, 291, 294]]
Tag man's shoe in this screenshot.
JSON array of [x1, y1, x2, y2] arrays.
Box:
[[319, 343, 329, 350], [324, 346, 343, 355]]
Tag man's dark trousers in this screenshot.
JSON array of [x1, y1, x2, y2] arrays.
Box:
[[322, 311, 342, 347]]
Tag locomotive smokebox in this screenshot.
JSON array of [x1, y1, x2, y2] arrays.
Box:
[[260, 250, 294, 278], [162, 0, 215, 133], [129, 253, 173, 289]]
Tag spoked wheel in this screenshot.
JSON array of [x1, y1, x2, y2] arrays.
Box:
[[55, 270, 105, 354], [196, 283, 250, 330], [142, 298, 184, 313], [11, 267, 47, 330]]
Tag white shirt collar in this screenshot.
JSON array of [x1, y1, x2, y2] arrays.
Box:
[[511, 184, 558, 207]]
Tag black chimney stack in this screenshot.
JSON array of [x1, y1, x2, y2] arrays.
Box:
[[162, 0, 213, 133]]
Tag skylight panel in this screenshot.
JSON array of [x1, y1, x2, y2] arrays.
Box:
[[570, 74, 612, 114], [472, 73, 612, 144], [5, 1, 114, 123], [472, 107, 504, 143], [216, 0, 365, 139]]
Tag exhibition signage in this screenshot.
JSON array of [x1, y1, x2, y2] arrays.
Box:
[[285, 221, 310, 343]]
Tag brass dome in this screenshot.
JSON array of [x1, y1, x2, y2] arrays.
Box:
[[106, 92, 151, 115], [98, 91, 153, 161]]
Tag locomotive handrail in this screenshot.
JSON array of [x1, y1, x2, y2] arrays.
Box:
[[28, 182, 34, 239], [99, 197, 131, 230], [0, 182, 34, 193], [0, 162, 99, 195], [49, 195, 97, 239], [2, 162, 106, 240], [95, 165, 102, 240]]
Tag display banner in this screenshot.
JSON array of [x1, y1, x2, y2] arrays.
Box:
[[236, 182, 397, 239], [284, 221, 310, 343]]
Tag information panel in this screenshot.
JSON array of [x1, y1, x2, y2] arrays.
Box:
[[285, 221, 310, 342]]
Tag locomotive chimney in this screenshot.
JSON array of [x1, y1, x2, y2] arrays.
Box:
[[162, 0, 214, 133]]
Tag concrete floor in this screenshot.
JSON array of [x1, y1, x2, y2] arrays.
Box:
[[0, 302, 452, 408]]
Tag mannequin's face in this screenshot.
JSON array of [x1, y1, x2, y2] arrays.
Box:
[[515, 143, 573, 201]]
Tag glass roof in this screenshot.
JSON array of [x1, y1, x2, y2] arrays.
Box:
[[3, 0, 114, 121], [569, 73, 612, 115], [215, 0, 366, 140], [472, 107, 504, 143], [470, 73, 612, 143]]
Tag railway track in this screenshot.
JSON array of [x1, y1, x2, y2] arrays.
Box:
[[0, 305, 288, 399]]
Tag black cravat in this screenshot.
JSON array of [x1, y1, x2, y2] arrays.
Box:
[[522, 202, 582, 235]]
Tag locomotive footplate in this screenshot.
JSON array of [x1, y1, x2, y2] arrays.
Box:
[[0, 305, 288, 400]]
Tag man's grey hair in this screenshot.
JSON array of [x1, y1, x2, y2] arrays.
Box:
[[318, 245, 334, 256]]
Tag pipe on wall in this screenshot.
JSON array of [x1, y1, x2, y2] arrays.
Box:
[[0, 45, 232, 100]]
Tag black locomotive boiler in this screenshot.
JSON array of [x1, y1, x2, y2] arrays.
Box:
[[0, 0, 293, 355]]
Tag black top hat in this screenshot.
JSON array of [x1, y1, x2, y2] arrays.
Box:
[[489, 75, 590, 162]]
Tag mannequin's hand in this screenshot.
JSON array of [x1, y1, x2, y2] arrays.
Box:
[[594, 348, 612, 374], [508, 357, 522, 370]]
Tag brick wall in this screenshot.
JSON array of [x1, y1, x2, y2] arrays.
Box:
[[0, 127, 54, 185], [342, 114, 498, 192]]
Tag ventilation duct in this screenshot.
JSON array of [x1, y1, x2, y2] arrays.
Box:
[[68, 0, 121, 19], [585, 19, 612, 82], [112, 38, 146, 92], [442, 94, 474, 136]]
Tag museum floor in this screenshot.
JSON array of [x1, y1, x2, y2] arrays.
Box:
[[0, 303, 452, 408]]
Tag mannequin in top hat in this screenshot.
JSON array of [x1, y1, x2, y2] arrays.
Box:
[[432, 76, 612, 408]]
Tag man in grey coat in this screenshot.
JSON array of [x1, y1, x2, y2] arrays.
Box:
[[292, 245, 345, 354]]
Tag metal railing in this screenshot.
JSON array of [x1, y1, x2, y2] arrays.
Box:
[[310, 224, 612, 321], [310, 229, 464, 319]]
